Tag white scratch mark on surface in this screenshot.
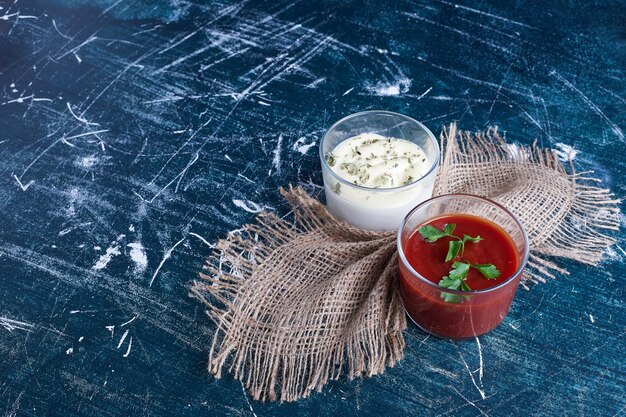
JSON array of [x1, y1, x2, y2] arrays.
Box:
[[232, 199, 268, 213], [92, 246, 121, 270], [416, 86, 433, 99], [123, 336, 133, 357], [475, 336, 484, 386], [61, 137, 76, 147], [405, 12, 514, 56], [438, 0, 535, 29], [271, 134, 283, 174], [153, 44, 213, 74], [240, 380, 258, 417], [58, 222, 92, 236], [292, 136, 316, 155], [92, 235, 125, 270], [551, 71, 625, 142], [365, 77, 411, 96], [189, 232, 214, 248], [5, 391, 22, 417], [589, 314, 595, 323], [459, 350, 486, 400], [1, 12, 38, 20], [80, 48, 156, 116], [127, 242, 148, 274], [52, 19, 71, 39], [79, 336, 84, 342], [67, 102, 100, 126], [105, 325, 115, 337], [427, 365, 457, 379], [116, 329, 129, 349], [419, 58, 533, 98], [342, 87, 354, 96], [418, 333, 431, 347], [1, 95, 53, 105], [76, 156, 100, 168], [1, 317, 34, 332], [120, 315, 138, 327], [12, 174, 34, 191], [555, 143, 578, 161], [225, 154, 233, 162], [63, 129, 109, 142], [450, 386, 490, 417], [237, 173, 255, 183], [149, 237, 186, 288], [57, 35, 98, 59], [235, 31, 334, 100], [306, 77, 326, 88]]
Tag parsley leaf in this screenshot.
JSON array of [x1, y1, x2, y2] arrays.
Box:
[[463, 234, 483, 243], [418, 225, 449, 242], [441, 293, 463, 303], [439, 275, 461, 290], [439, 273, 472, 303], [443, 224, 456, 235], [445, 240, 462, 262], [460, 280, 472, 291], [439, 276, 463, 303], [449, 261, 470, 281], [472, 263, 501, 279]]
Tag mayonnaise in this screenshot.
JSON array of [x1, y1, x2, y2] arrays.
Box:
[[325, 133, 429, 188], [321, 132, 437, 231]]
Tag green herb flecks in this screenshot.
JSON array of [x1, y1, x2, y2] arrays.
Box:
[[326, 152, 336, 167], [418, 223, 501, 301]]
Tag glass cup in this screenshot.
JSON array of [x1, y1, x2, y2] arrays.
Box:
[[397, 194, 530, 339], [319, 110, 440, 231]]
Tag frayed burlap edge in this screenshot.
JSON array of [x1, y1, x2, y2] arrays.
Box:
[[190, 186, 405, 402], [436, 123, 621, 287]]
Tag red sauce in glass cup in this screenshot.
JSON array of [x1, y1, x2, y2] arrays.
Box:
[[398, 213, 522, 338]]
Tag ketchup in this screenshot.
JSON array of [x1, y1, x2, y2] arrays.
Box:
[[399, 213, 522, 338]]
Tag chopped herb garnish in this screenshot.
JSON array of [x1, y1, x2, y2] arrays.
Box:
[[418, 223, 500, 302], [326, 135, 428, 189], [327, 152, 336, 167]]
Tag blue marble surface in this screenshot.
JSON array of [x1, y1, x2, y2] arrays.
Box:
[[0, 0, 624, 415]]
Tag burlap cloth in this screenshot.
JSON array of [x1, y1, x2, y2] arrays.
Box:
[[190, 123, 620, 402]]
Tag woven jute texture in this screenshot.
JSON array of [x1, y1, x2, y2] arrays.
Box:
[[190, 123, 620, 402]]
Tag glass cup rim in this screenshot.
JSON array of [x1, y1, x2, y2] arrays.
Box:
[[396, 193, 531, 295], [319, 110, 441, 193]]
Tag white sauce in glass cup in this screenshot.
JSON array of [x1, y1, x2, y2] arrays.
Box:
[[320, 111, 440, 231]]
